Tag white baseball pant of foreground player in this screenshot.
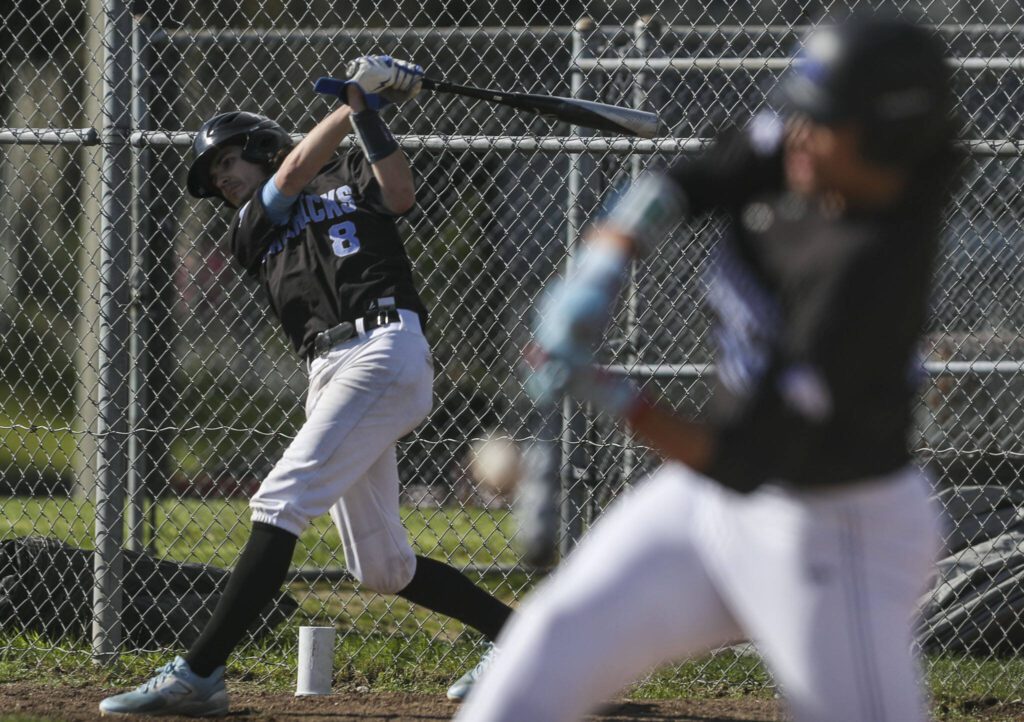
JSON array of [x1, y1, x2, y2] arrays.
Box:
[[455, 463, 942, 722]]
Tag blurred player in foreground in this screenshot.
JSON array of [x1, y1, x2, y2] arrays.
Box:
[[99, 56, 511, 717], [456, 16, 958, 722]]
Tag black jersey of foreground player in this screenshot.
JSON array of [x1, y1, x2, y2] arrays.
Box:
[[669, 114, 956, 492]]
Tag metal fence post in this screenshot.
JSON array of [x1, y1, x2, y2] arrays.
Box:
[[133, 16, 179, 553], [560, 17, 598, 556], [618, 15, 658, 489], [92, 0, 134, 663], [127, 15, 153, 554], [128, 11, 178, 554]]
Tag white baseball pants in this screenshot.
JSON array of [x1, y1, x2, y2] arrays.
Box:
[[456, 463, 943, 722], [250, 310, 433, 594]]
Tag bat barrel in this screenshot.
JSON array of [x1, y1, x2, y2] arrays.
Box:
[[546, 96, 660, 138], [421, 76, 660, 138]]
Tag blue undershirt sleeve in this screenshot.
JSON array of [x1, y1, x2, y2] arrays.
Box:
[[260, 176, 300, 225]]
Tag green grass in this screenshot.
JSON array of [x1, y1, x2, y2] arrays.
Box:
[[0, 495, 527, 694], [2, 497, 1024, 720], [0, 496, 521, 570], [0, 394, 77, 480]]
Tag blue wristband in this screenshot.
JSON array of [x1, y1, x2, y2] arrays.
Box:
[[533, 243, 629, 368], [261, 177, 299, 225], [350, 109, 400, 164], [569, 243, 630, 290], [351, 88, 391, 112]]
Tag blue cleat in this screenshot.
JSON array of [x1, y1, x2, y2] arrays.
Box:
[[99, 656, 229, 717], [446, 643, 497, 702]]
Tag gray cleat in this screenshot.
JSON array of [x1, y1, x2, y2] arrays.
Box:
[[99, 656, 229, 717], [446, 643, 498, 701]]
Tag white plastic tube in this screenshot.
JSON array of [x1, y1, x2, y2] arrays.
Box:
[[295, 626, 335, 696]]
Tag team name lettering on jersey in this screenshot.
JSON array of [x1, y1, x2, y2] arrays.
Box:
[[263, 185, 360, 262], [708, 242, 781, 396]]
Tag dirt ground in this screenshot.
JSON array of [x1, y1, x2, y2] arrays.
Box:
[[0, 682, 790, 721], [5, 683, 1024, 721]]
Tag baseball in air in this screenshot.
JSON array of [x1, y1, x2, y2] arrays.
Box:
[[469, 433, 523, 494]]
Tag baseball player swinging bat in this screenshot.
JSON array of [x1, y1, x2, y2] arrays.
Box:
[[314, 76, 661, 138]]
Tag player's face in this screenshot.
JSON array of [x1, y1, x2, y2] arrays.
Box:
[[784, 115, 906, 207], [209, 144, 269, 208], [784, 115, 852, 194]]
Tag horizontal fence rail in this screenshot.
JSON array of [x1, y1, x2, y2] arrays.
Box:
[[3, 132, 1020, 157]]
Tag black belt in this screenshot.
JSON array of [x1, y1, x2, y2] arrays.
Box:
[[310, 308, 401, 359]]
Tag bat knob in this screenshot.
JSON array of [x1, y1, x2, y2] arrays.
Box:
[[514, 443, 560, 568], [313, 77, 347, 98]]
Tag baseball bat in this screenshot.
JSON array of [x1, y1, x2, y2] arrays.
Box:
[[314, 76, 661, 138], [420, 77, 660, 138], [515, 449, 560, 568], [514, 408, 562, 568]]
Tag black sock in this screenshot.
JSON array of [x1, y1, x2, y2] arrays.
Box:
[[397, 555, 513, 641], [185, 522, 297, 677]]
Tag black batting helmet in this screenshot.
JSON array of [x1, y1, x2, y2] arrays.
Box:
[[780, 16, 954, 167], [187, 111, 293, 199]]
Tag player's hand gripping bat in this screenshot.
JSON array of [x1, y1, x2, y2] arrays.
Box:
[[314, 76, 661, 138]]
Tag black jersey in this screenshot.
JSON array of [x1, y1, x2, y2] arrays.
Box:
[[665, 113, 951, 492], [228, 149, 428, 359]]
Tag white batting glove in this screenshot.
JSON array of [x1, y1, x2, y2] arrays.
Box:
[[345, 55, 423, 104]]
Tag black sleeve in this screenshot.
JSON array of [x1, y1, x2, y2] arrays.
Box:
[[666, 112, 786, 217], [229, 189, 282, 276], [342, 148, 410, 218]]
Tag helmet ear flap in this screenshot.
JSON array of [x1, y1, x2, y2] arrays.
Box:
[[856, 116, 922, 168], [856, 98, 955, 169]]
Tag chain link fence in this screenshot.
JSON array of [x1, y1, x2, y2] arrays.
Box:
[[2, 0, 1024, 696]]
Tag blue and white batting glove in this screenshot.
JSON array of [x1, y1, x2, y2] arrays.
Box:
[[524, 350, 644, 420], [535, 243, 630, 362], [523, 349, 579, 408], [524, 243, 630, 406], [345, 55, 424, 104]]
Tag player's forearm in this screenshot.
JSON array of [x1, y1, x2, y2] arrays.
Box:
[[370, 149, 416, 215], [627, 399, 716, 471], [344, 81, 415, 210], [584, 224, 641, 258], [275, 105, 354, 196]]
